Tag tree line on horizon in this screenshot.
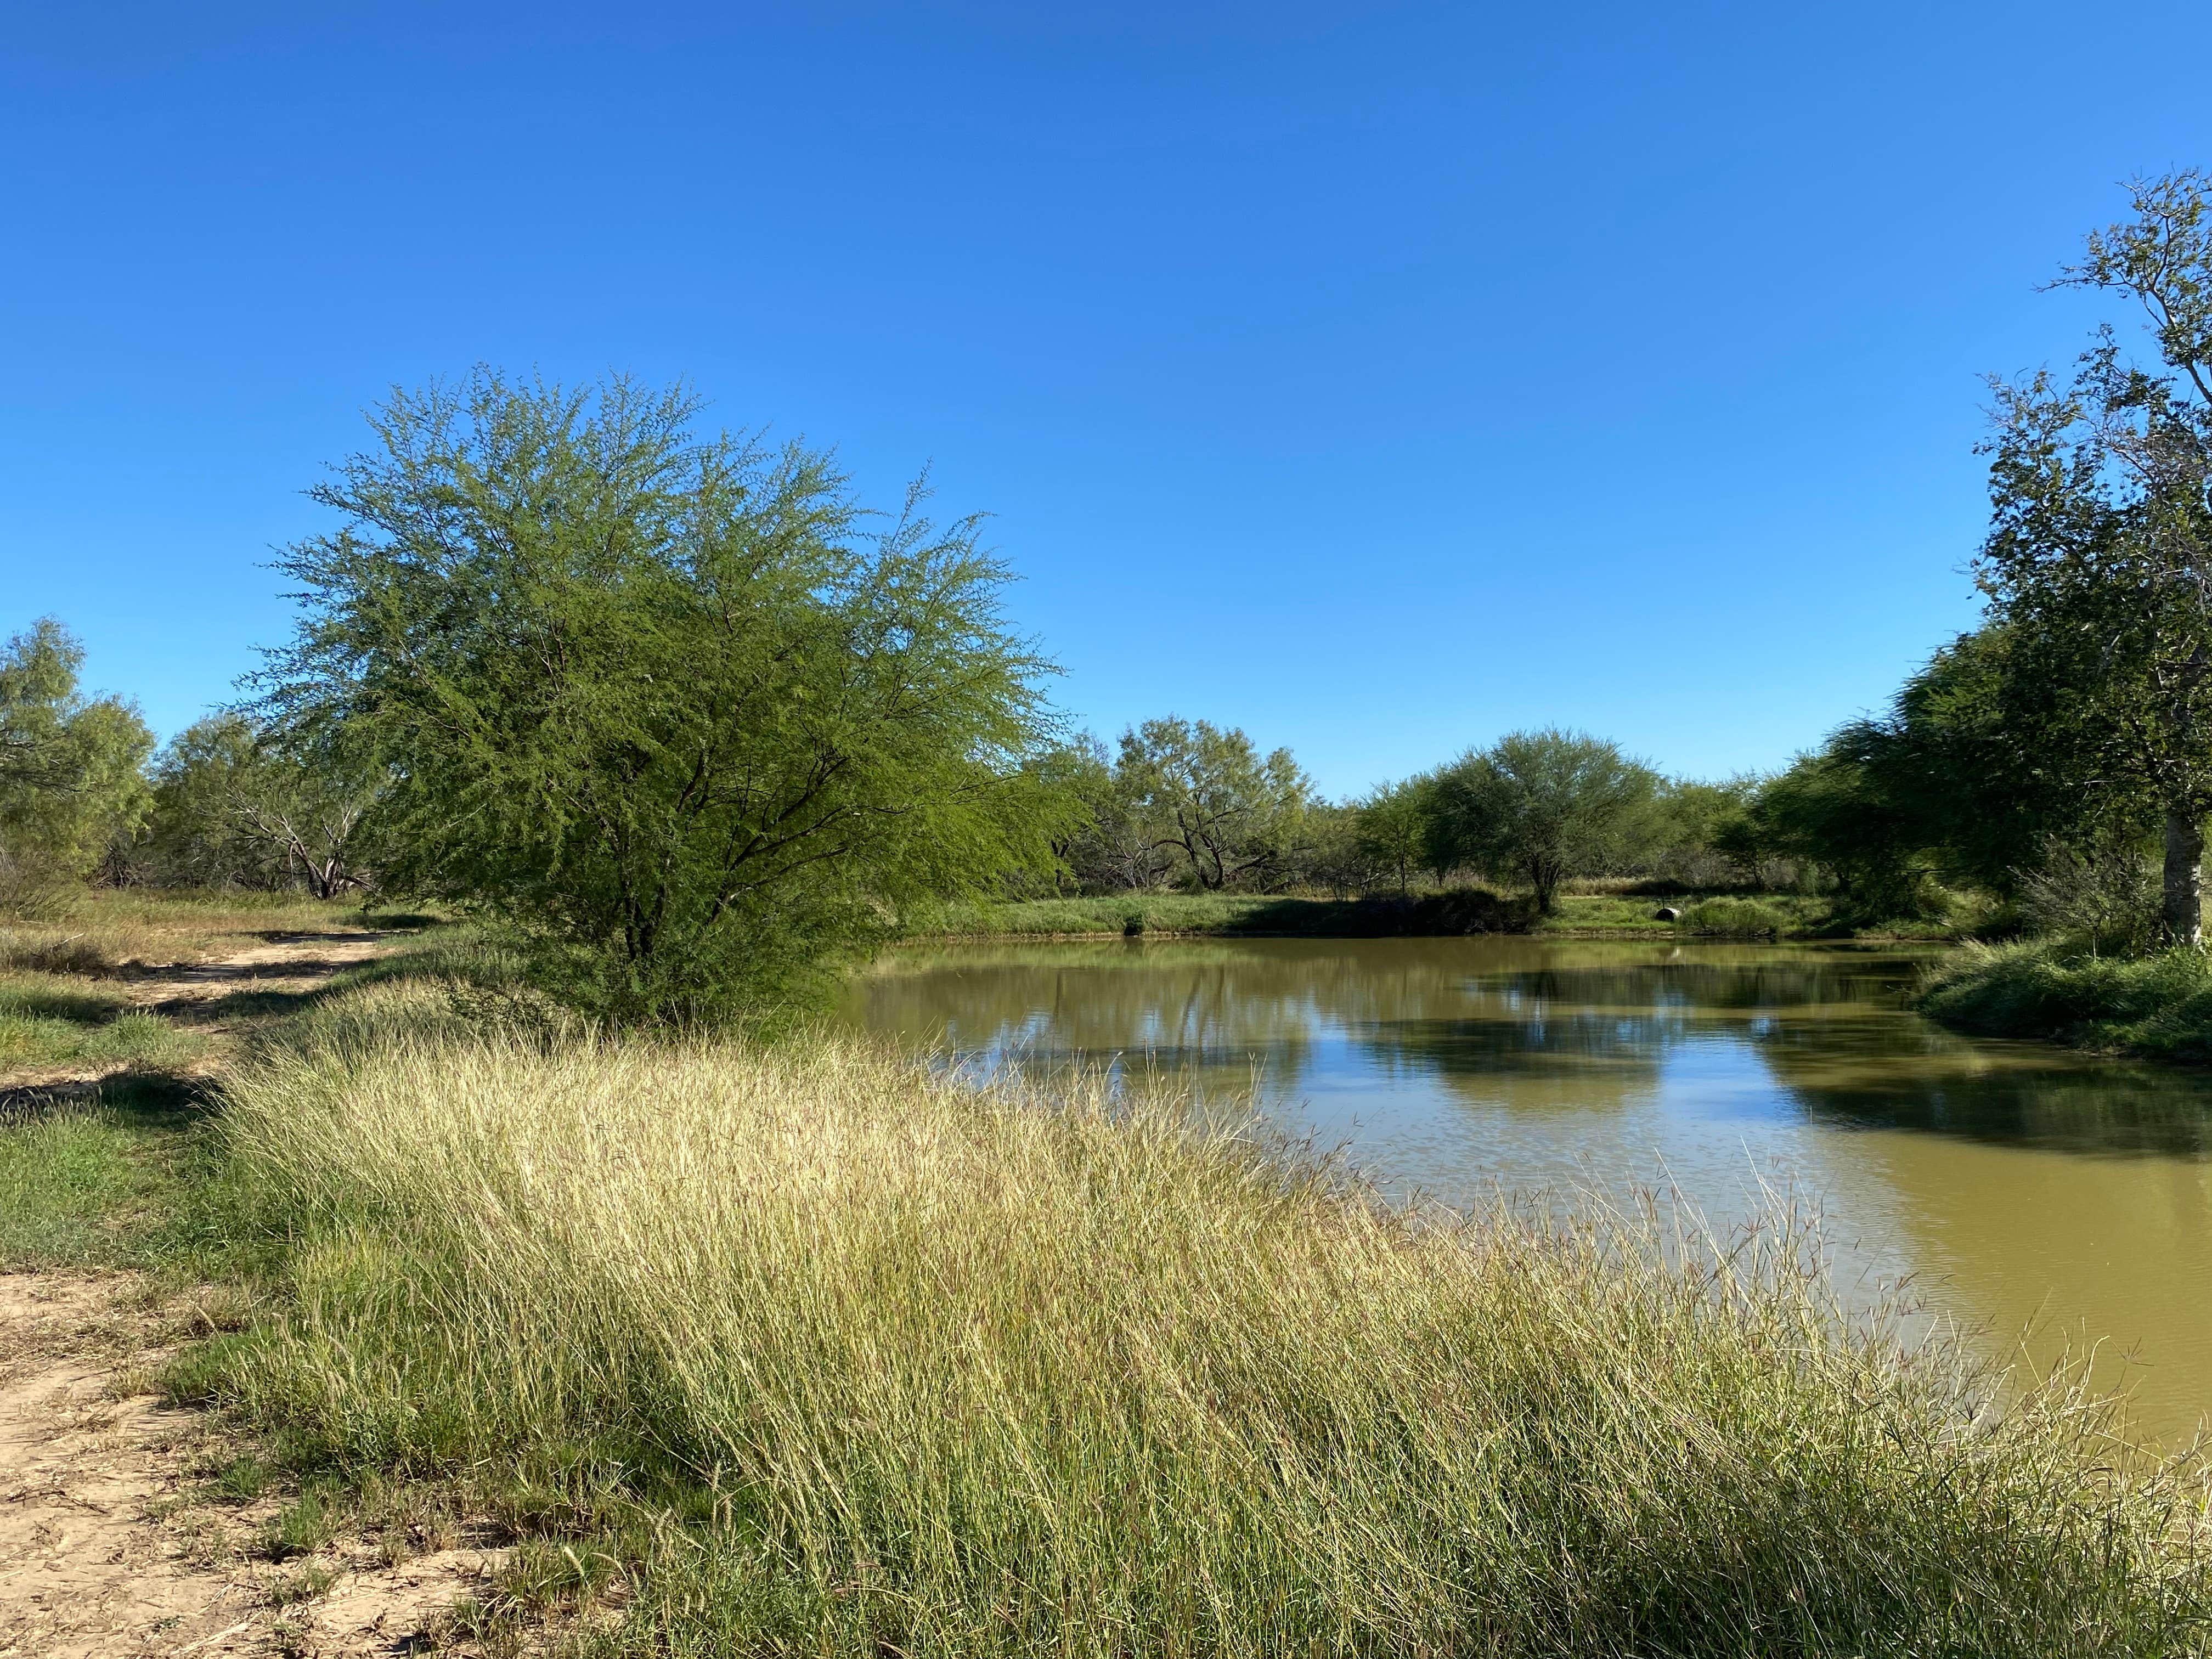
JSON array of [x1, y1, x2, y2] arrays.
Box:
[[0, 609, 1780, 917], [8, 172, 2212, 1013], [1026, 719, 1770, 912]]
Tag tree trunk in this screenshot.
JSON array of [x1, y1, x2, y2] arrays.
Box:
[[1530, 860, 1559, 917], [2163, 806, 2204, 948]]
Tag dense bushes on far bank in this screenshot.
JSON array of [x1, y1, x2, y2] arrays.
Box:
[[926, 888, 1538, 938], [923, 886, 1853, 940]]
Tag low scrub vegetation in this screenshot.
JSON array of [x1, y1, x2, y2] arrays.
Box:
[[1923, 942, 2212, 1061], [161, 998, 2212, 1656], [1680, 896, 1791, 936], [927, 888, 1538, 938]]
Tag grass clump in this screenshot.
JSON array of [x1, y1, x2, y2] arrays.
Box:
[[193, 1019, 2212, 1656], [1923, 940, 2212, 1060]]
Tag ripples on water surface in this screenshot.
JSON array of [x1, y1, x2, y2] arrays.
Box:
[[840, 936, 2212, 1441]]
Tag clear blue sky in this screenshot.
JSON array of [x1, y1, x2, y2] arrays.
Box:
[[4, 2, 2206, 798]]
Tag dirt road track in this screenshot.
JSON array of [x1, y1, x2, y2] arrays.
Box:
[[0, 1274, 510, 1658]]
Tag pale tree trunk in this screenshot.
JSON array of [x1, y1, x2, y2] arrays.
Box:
[[2163, 806, 2204, 948]]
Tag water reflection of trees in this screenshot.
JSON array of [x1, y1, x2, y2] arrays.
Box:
[[1753, 1021, 2212, 1154], [848, 940, 2212, 1155]]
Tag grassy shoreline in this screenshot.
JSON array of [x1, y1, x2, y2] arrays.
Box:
[[917, 888, 1942, 942], [5, 910, 2210, 1652], [1922, 941, 2212, 1062]]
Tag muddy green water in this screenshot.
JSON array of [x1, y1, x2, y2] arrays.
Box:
[[839, 936, 2212, 1442]]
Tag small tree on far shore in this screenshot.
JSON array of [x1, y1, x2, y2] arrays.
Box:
[[1114, 716, 1312, 890], [1437, 729, 1660, 913], [1356, 775, 1437, 895]]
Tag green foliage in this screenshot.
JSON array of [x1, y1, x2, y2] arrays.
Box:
[[1923, 942, 2212, 1061], [1636, 776, 1758, 885], [1018, 736, 1123, 891], [2014, 831, 2160, 954], [1289, 800, 1375, 896], [1678, 896, 1788, 936], [1726, 742, 1932, 918], [1111, 716, 1312, 890], [1355, 774, 1440, 894], [1973, 172, 2212, 943], [1436, 730, 1662, 913], [1042, 721, 1364, 896], [140, 713, 376, 898], [255, 371, 1065, 1018], [0, 618, 154, 910], [1716, 631, 2074, 923], [1723, 176, 2212, 951]]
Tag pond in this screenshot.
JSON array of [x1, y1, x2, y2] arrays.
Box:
[[839, 936, 2212, 1443]]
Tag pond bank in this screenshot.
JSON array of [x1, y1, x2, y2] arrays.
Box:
[[1922, 941, 2212, 1063], [13, 928, 2205, 1653], [917, 890, 1946, 943]]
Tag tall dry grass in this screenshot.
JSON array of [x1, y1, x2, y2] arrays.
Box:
[[208, 1001, 2212, 1655]]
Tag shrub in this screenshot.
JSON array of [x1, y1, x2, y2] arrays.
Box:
[[1679, 896, 1789, 936], [258, 373, 1067, 1020]]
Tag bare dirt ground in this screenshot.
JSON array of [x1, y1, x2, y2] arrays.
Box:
[[0, 1273, 512, 1658], [133, 933, 394, 1017]]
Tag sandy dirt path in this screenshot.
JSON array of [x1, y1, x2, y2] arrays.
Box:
[[0, 1274, 511, 1658], [2, 934, 536, 1657], [1, 930, 397, 1119]]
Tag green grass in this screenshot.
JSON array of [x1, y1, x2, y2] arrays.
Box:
[[1922, 941, 2212, 1060], [1678, 896, 1792, 936], [151, 994, 2212, 1656], [1538, 889, 1818, 934], [0, 1108, 157, 1265], [0, 1074, 219, 1267], [0, 970, 207, 1073]]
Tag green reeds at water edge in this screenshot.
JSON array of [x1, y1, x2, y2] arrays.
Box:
[[199, 991, 2211, 1656], [1924, 939, 2212, 1062]]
